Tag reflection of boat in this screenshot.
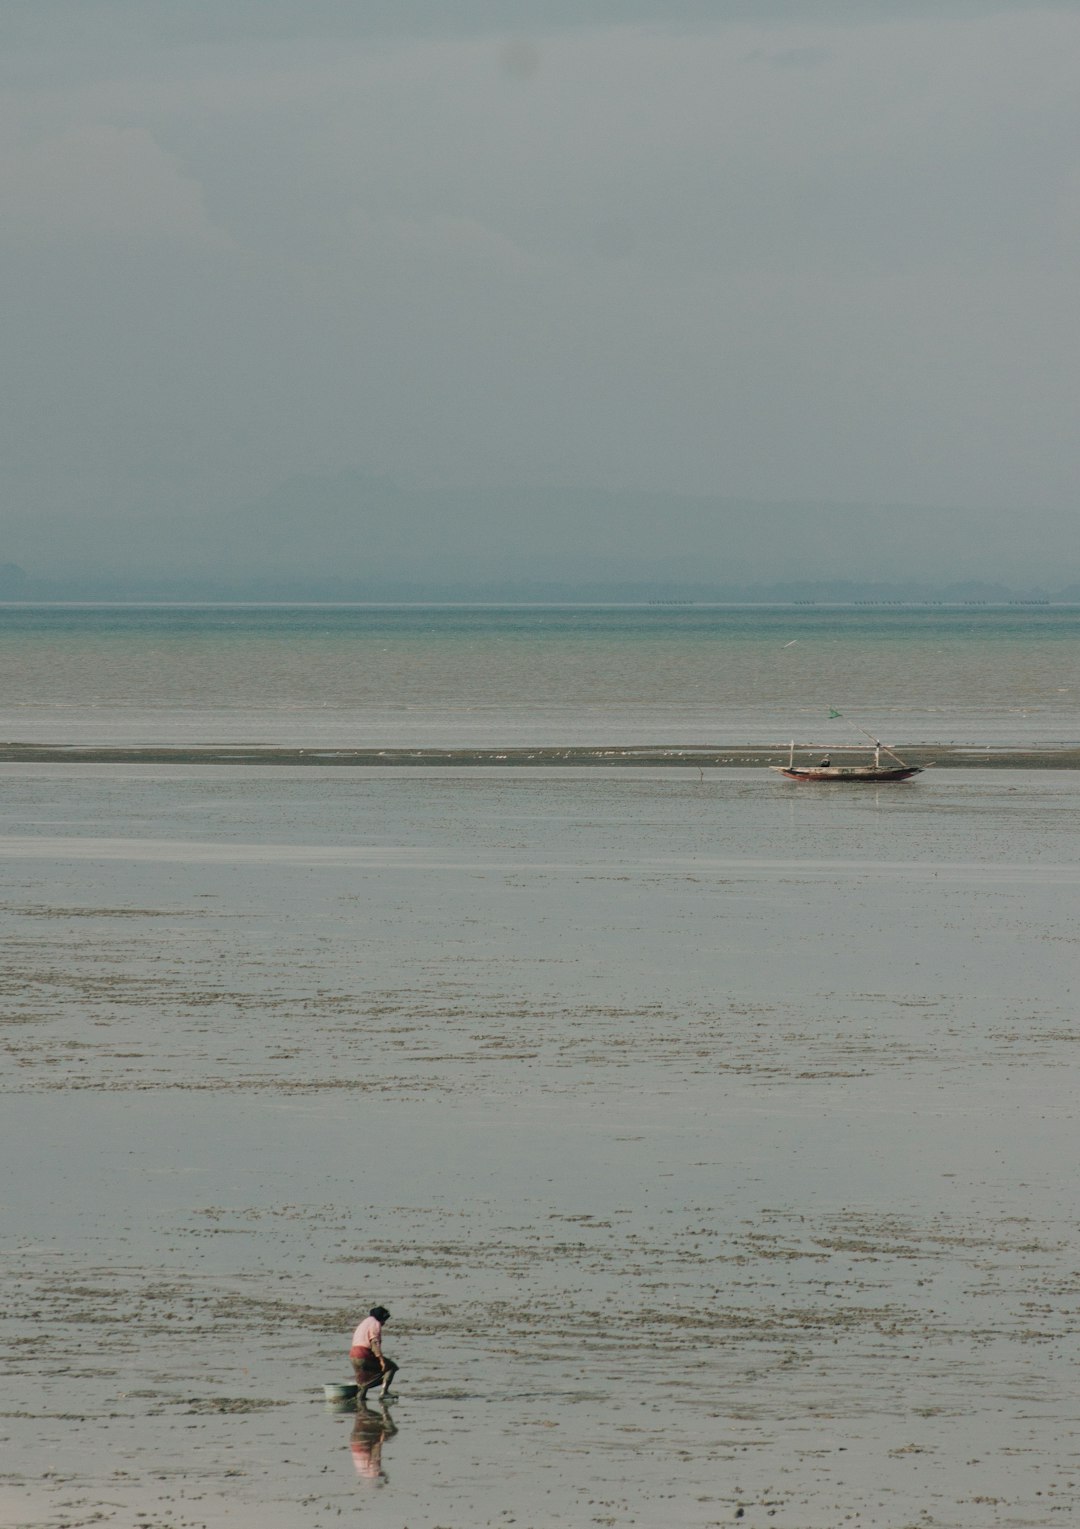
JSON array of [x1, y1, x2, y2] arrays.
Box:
[[771, 733, 922, 783]]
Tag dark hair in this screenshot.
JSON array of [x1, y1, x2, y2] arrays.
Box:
[[370, 1305, 390, 1322]]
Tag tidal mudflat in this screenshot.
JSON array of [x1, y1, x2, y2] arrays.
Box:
[[2, 765, 1079, 1528]]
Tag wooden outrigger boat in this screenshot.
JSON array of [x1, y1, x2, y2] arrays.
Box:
[[771, 727, 922, 783]]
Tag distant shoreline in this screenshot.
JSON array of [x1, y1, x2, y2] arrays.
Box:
[[1, 743, 1078, 769]]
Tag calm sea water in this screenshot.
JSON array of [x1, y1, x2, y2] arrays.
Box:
[[5, 608, 1080, 1524], [0, 602, 1077, 747]]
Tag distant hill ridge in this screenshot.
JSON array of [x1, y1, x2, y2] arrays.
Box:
[[3, 469, 1077, 598]]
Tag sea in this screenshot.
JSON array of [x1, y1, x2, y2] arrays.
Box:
[[0, 600, 1078, 747], [3, 601, 1080, 1529]]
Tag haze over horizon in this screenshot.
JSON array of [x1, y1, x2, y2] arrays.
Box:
[[3, 1, 1078, 594]]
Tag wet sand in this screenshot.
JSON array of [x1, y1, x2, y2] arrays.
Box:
[[0, 741, 1079, 767], [3, 765, 1079, 1527]]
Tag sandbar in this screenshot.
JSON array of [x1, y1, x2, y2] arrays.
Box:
[[1, 741, 1078, 767]]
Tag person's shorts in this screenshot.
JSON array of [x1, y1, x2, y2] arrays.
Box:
[[350, 1346, 384, 1381]]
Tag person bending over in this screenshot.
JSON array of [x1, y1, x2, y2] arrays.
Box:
[[350, 1305, 398, 1400]]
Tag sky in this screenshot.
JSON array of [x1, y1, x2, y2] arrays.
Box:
[[2, 1, 1079, 589]]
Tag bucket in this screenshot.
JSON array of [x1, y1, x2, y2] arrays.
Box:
[[323, 1382, 359, 1402]]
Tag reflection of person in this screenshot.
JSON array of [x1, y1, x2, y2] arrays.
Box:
[[350, 1305, 398, 1401], [350, 1399, 397, 1484]]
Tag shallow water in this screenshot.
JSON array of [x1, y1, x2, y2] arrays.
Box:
[[3, 765, 1080, 1527], [1, 603, 1079, 746]]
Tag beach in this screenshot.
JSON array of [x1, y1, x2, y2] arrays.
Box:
[[4, 762, 1080, 1527]]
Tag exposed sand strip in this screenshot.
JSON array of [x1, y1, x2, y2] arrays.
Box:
[[1, 742, 1078, 767]]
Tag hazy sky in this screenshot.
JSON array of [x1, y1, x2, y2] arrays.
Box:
[[3, 1, 1079, 556]]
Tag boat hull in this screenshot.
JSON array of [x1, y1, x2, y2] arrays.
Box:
[[770, 765, 921, 782]]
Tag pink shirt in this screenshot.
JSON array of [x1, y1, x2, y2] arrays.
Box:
[[351, 1315, 382, 1350]]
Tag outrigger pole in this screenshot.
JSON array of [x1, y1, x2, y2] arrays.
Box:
[[836, 716, 912, 770]]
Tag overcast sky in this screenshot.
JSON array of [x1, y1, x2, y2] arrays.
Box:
[[2, 1, 1078, 573]]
